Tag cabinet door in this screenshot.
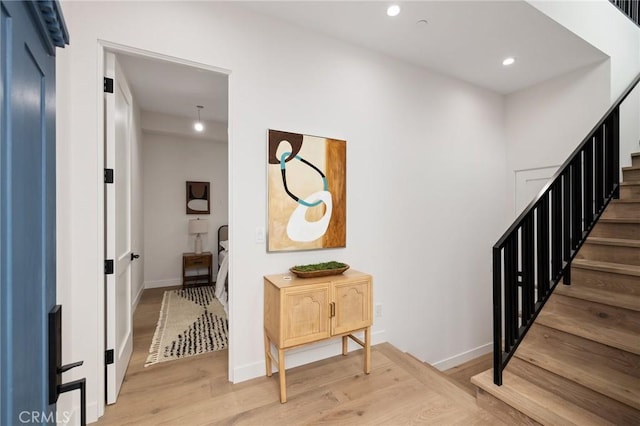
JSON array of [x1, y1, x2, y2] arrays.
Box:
[[332, 279, 372, 335], [282, 283, 331, 348]]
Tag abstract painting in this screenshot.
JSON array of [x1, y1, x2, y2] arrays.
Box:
[[186, 181, 210, 214], [268, 129, 346, 252]]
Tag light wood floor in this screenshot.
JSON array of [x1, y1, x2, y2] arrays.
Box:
[[444, 354, 493, 397], [97, 288, 502, 425]]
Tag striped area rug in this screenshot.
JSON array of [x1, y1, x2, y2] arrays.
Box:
[[145, 286, 228, 367]]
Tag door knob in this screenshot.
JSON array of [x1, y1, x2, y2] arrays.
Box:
[[131, 253, 140, 261]]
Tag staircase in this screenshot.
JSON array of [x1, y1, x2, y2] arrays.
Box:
[[472, 155, 640, 425]]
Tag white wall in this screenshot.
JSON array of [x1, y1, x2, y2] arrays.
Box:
[[528, 0, 640, 102], [56, 2, 506, 422], [142, 119, 228, 288]]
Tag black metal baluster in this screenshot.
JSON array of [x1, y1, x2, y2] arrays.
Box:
[[493, 246, 503, 386], [509, 235, 520, 351], [605, 120, 614, 197], [611, 108, 620, 198], [504, 238, 515, 352], [572, 155, 582, 247], [522, 215, 535, 323], [595, 125, 604, 213], [584, 138, 594, 227], [563, 170, 572, 284], [537, 195, 550, 300], [552, 181, 562, 281]]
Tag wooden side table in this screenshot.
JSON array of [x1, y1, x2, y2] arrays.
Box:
[[182, 252, 213, 288], [264, 270, 373, 403]]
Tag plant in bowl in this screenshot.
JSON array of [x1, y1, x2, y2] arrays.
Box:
[[289, 261, 350, 278]]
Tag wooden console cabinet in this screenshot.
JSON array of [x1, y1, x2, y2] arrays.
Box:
[[263, 269, 373, 403]]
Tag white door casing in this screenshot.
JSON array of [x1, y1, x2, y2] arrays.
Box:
[[105, 52, 134, 405]]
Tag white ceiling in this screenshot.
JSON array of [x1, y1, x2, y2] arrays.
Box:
[[117, 53, 229, 122], [116, 1, 608, 124], [241, 0, 608, 94]]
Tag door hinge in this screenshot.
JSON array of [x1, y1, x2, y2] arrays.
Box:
[[105, 349, 114, 365], [105, 259, 114, 275], [104, 77, 114, 93], [104, 168, 114, 184]]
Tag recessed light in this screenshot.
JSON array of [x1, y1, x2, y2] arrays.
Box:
[[387, 5, 401, 17], [502, 57, 516, 66]]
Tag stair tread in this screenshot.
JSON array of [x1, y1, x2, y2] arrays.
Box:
[[536, 293, 640, 354], [554, 283, 640, 311], [620, 181, 640, 186], [572, 259, 640, 276], [610, 198, 640, 203], [598, 217, 640, 224], [472, 369, 612, 426], [586, 236, 640, 247], [515, 324, 640, 410], [622, 166, 640, 171]]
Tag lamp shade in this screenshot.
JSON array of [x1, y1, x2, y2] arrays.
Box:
[[189, 219, 208, 235]]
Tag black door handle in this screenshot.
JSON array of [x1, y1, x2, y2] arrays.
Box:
[[131, 253, 140, 261]]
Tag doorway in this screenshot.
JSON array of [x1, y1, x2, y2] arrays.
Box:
[[102, 45, 230, 406]]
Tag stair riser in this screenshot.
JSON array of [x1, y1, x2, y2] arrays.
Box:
[[476, 388, 540, 426], [623, 168, 640, 182], [632, 156, 640, 168], [590, 222, 640, 240], [507, 358, 640, 425], [601, 202, 640, 219], [571, 267, 640, 296], [577, 243, 640, 266], [621, 185, 640, 199]]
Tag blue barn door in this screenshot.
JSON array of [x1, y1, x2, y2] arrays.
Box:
[[0, 1, 68, 424]]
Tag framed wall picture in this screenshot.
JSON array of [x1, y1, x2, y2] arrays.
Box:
[[268, 129, 346, 252], [186, 181, 210, 214]]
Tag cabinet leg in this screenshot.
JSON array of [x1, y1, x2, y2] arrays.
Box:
[[364, 327, 371, 374], [278, 348, 287, 403], [342, 336, 348, 355], [264, 331, 272, 377]]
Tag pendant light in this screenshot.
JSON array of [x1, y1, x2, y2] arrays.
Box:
[[194, 105, 204, 132]]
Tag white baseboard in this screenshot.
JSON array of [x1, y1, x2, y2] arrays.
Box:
[[430, 342, 492, 371], [143, 278, 181, 289], [232, 329, 386, 384]]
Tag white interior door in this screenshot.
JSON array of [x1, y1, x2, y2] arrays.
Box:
[[105, 52, 133, 404], [515, 166, 558, 216]]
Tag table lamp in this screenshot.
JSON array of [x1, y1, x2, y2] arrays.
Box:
[[189, 218, 208, 254]]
